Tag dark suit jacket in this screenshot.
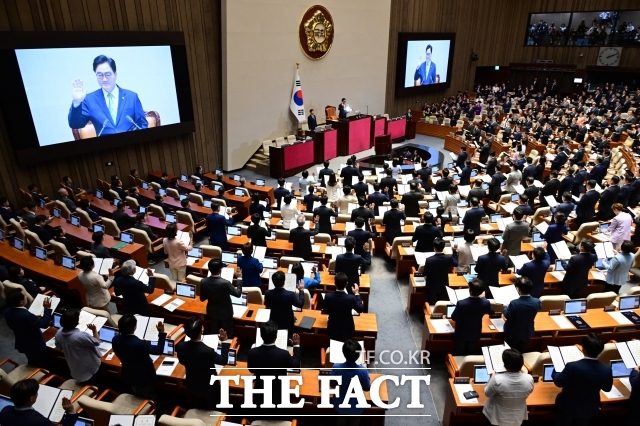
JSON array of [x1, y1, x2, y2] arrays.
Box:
[[22, 211, 36, 228], [288, 226, 318, 260], [451, 296, 494, 342], [630, 369, 640, 419], [468, 188, 486, 203], [338, 103, 348, 119], [459, 166, 472, 185], [206, 212, 234, 249], [313, 205, 337, 234], [562, 252, 597, 296], [112, 332, 166, 386], [380, 177, 398, 198], [401, 191, 424, 217], [177, 339, 229, 395], [523, 185, 539, 209], [340, 166, 362, 187], [367, 192, 389, 215], [617, 183, 632, 207], [516, 253, 550, 298], [113, 209, 135, 231], [576, 190, 600, 221], [476, 252, 508, 289], [382, 209, 406, 242], [304, 193, 321, 214], [248, 344, 301, 405], [588, 164, 605, 184], [557, 175, 574, 201], [553, 358, 613, 417], [573, 170, 588, 195], [423, 252, 459, 302], [456, 151, 468, 169], [323, 291, 363, 341], [350, 207, 375, 232], [435, 177, 454, 192], [462, 207, 486, 235], [489, 172, 506, 201], [265, 287, 304, 332], [412, 224, 443, 252], [133, 222, 158, 241], [247, 224, 269, 247], [30, 225, 53, 244], [113, 276, 155, 316], [348, 228, 376, 257], [352, 182, 368, 199], [308, 114, 317, 130], [114, 187, 128, 200], [274, 187, 291, 210], [598, 186, 620, 220], [539, 179, 560, 206], [200, 276, 242, 320], [336, 252, 365, 287], [521, 164, 536, 183], [0, 407, 78, 426], [503, 295, 541, 341], [5, 306, 51, 356]]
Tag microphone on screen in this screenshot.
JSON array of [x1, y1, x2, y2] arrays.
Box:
[[97, 119, 110, 137], [126, 115, 142, 130]]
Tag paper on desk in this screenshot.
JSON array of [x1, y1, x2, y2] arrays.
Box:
[[619, 377, 632, 392], [510, 255, 530, 271], [550, 271, 566, 281], [480, 223, 494, 231], [608, 311, 633, 325], [29, 294, 61, 316], [403, 247, 415, 255], [454, 383, 478, 404], [311, 244, 321, 252], [591, 270, 607, 281], [514, 185, 525, 194], [256, 328, 288, 350], [156, 357, 179, 376], [430, 319, 454, 333], [232, 305, 248, 318], [164, 299, 185, 312], [550, 315, 575, 329], [602, 385, 624, 399], [151, 293, 173, 306], [255, 309, 271, 323], [413, 276, 426, 286], [134, 415, 156, 426], [186, 257, 198, 266], [489, 318, 505, 332]]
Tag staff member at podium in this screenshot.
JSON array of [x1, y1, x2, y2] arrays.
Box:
[[308, 109, 317, 131], [338, 98, 348, 119]]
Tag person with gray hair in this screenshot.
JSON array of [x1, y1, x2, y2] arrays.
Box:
[[57, 187, 77, 212], [113, 260, 156, 316]]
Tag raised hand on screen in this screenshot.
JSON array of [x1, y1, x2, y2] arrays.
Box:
[[72, 79, 87, 105]]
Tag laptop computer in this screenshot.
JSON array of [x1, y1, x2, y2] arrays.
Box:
[[34, 246, 47, 261], [599, 223, 609, 233], [159, 188, 167, 196], [234, 189, 245, 197], [120, 232, 134, 244], [187, 247, 203, 259], [337, 235, 347, 247], [0, 394, 14, 411], [53, 207, 61, 218], [203, 200, 213, 209], [428, 201, 440, 209], [138, 206, 147, 215], [230, 292, 248, 306], [112, 198, 120, 207], [473, 365, 490, 384], [532, 232, 544, 242], [267, 230, 276, 240], [482, 183, 489, 190], [457, 200, 467, 207], [453, 174, 460, 181], [619, 295, 640, 311], [74, 417, 94, 426], [176, 283, 196, 299], [233, 174, 241, 181], [611, 359, 633, 378], [262, 256, 278, 269], [469, 263, 477, 275], [180, 174, 188, 182], [446, 304, 456, 318], [52, 312, 62, 329], [142, 182, 149, 190], [165, 213, 177, 223], [95, 189, 103, 199], [97, 326, 119, 356], [13, 237, 24, 251], [256, 179, 266, 186], [0, 228, 4, 242], [227, 226, 242, 237], [542, 364, 555, 382], [511, 194, 519, 202], [70, 215, 81, 227], [61, 255, 76, 270], [564, 299, 587, 315], [150, 339, 175, 356], [555, 259, 566, 271], [213, 184, 223, 192], [490, 214, 503, 223], [221, 251, 238, 264], [470, 169, 478, 177], [93, 223, 105, 234], [179, 194, 188, 201]]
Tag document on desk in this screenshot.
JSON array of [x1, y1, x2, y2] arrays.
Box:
[[29, 294, 61, 316], [143, 317, 164, 341], [551, 241, 572, 260], [590, 270, 607, 281], [256, 328, 288, 350], [255, 309, 271, 323], [151, 293, 173, 306], [164, 299, 185, 312], [413, 276, 426, 287], [550, 271, 566, 281], [329, 339, 365, 364], [430, 319, 454, 333], [548, 345, 584, 372], [133, 415, 156, 426], [156, 356, 179, 376], [490, 285, 520, 306], [615, 341, 640, 368], [602, 385, 624, 399], [403, 247, 415, 255], [482, 343, 508, 373], [550, 315, 575, 329], [489, 318, 505, 332], [608, 311, 633, 325], [232, 305, 248, 318], [514, 184, 525, 194], [619, 377, 632, 392], [454, 384, 478, 404], [510, 255, 530, 271]]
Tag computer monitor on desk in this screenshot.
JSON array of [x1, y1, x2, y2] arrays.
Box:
[[564, 299, 587, 315]]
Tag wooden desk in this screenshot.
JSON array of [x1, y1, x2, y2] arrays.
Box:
[[269, 141, 317, 179], [443, 135, 476, 158], [223, 193, 251, 219], [216, 175, 275, 202], [308, 129, 339, 164], [328, 116, 373, 156], [416, 121, 457, 139], [47, 217, 149, 267], [387, 118, 407, 143], [442, 378, 630, 426], [136, 187, 214, 218], [0, 240, 85, 301], [374, 134, 392, 156], [422, 305, 640, 355]]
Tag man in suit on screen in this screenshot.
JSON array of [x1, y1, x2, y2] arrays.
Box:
[[414, 44, 437, 85], [68, 55, 148, 136]]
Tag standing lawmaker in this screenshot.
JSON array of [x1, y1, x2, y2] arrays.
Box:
[[414, 44, 437, 85]]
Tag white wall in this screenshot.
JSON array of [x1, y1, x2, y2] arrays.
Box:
[[222, 0, 391, 170]]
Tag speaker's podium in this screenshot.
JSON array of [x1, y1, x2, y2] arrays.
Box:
[[326, 110, 373, 157], [374, 134, 392, 155]]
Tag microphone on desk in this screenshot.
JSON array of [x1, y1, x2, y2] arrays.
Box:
[[97, 119, 110, 137], [126, 115, 142, 130]]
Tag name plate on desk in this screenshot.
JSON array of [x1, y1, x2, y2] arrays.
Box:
[[454, 377, 470, 384], [489, 312, 502, 319], [402, 243, 411, 247], [430, 313, 443, 319], [603, 305, 616, 312], [549, 309, 561, 316]]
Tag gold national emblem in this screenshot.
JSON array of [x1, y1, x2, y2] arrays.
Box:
[[299, 6, 334, 60]]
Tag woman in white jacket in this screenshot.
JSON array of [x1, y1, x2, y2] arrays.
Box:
[[78, 256, 114, 312], [280, 194, 300, 229], [325, 173, 343, 202]]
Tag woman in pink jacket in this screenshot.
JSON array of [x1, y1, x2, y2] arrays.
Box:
[[608, 203, 632, 250]]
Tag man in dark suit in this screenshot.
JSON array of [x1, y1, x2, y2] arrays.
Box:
[[113, 261, 155, 316], [618, 175, 633, 207], [4, 289, 51, 368], [458, 160, 473, 186], [0, 379, 79, 425], [413, 212, 443, 252], [348, 217, 376, 263], [522, 176, 539, 210], [435, 169, 454, 192], [451, 278, 494, 355], [336, 236, 367, 289], [573, 162, 588, 196], [401, 183, 424, 217], [340, 158, 362, 187], [177, 317, 229, 409], [521, 157, 536, 183], [289, 215, 319, 260], [27, 183, 47, 205], [265, 270, 305, 336], [318, 161, 334, 184], [350, 197, 375, 232], [133, 212, 158, 241], [178, 199, 202, 224], [575, 180, 600, 226], [112, 201, 135, 231], [352, 175, 368, 199], [274, 178, 291, 210], [598, 176, 621, 221], [417, 161, 432, 185], [503, 277, 542, 352], [299, 186, 319, 215], [516, 194, 533, 215], [206, 203, 235, 250], [557, 169, 575, 202], [307, 109, 317, 131], [552, 333, 613, 425], [516, 246, 551, 298], [338, 98, 348, 119], [488, 165, 506, 202], [539, 170, 561, 207], [248, 321, 301, 410], [52, 226, 79, 256], [552, 192, 575, 219], [79, 198, 101, 222], [29, 214, 54, 244], [455, 146, 468, 169], [112, 179, 128, 200], [382, 199, 406, 243], [485, 152, 498, 177], [128, 186, 149, 207], [247, 213, 270, 247], [467, 180, 486, 204], [561, 239, 597, 299], [478, 140, 490, 164], [112, 314, 166, 399], [407, 170, 425, 191], [588, 156, 606, 184], [476, 238, 509, 298], [462, 197, 486, 235], [423, 238, 459, 303], [380, 168, 398, 198], [323, 273, 364, 341], [21, 202, 38, 228], [200, 258, 243, 337], [367, 184, 390, 216]]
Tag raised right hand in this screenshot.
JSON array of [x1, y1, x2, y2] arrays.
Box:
[[42, 297, 52, 309], [353, 284, 360, 295], [291, 333, 301, 346], [156, 322, 165, 334], [72, 79, 86, 105]]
